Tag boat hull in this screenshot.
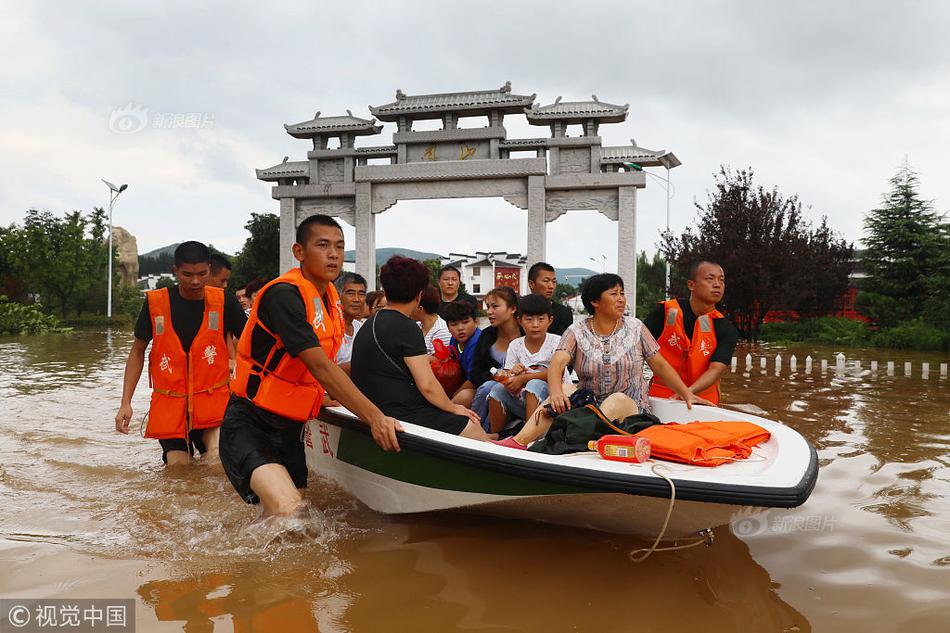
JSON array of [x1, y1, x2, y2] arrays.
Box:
[[303, 410, 796, 537]]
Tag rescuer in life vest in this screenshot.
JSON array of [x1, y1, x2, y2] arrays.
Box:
[[115, 241, 248, 465], [644, 260, 739, 406], [220, 214, 402, 517]]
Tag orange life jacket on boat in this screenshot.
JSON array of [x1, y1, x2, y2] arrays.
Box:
[[635, 421, 770, 467], [145, 286, 230, 439], [230, 268, 344, 422], [649, 299, 723, 405]]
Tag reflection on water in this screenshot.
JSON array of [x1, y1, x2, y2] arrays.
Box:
[[1, 331, 949, 631]]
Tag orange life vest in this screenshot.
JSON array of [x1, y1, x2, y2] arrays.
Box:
[[635, 421, 770, 467], [649, 299, 724, 405], [145, 286, 230, 439], [230, 268, 344, 422]]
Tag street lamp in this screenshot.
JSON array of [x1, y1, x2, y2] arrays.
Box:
[[102, 179, 128, 318], [589, 254, 607, 274], [624, 158, 676, 298]]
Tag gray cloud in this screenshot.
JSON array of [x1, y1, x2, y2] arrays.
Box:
[[2, 0, 948, 270]]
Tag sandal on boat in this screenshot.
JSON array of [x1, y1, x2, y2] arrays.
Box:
[[490, 436, 527, 450]]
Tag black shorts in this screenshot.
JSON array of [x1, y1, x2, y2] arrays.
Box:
[[159, 429, 208, 463], [219, 397, 308, 505], [395, 406, 469, 436]]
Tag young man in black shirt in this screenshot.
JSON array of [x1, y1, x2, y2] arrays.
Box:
[[527, 262, 573, 336], [115, 241, 247, 465], [643, 260, 738, 404], [222, 215, 401, 517], [436, 265, 480, 318]]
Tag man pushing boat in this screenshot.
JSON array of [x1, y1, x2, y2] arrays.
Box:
[[222, 214, 401, 517], [114, 241, 247, 465]]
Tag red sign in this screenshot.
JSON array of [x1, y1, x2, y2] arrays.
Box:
[[494, 267, 520, 291]]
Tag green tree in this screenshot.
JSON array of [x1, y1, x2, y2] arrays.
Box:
[[635, 251, 666, 316], [232, 212, 280, 289], [11, 208, 110, 318], [859, 162, 949, 328], [553, 283, 576, 304], [661, 167, 852, 340]]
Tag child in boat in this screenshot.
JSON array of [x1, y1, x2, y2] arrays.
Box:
[[487, 294, 569, 434], [460, 286, 523, 425], [444, 301, 483, 404]]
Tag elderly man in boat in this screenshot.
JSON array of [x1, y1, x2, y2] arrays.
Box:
[[493, 273, 708, 449]]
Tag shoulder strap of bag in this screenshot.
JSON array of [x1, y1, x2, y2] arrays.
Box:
[[372, 312, 413, 381]]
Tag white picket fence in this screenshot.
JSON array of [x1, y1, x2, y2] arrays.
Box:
[[730, 353, 949, 379]]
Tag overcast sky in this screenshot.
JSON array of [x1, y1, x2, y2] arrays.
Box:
[[2, 1, 948, 272]]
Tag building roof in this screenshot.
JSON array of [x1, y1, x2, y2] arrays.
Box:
[[370, 82, 536, 120], [600, 140, 681, 169], [284, 111, 383, 138], [526, 95, 628, 124], [256, 157, 310, 181]]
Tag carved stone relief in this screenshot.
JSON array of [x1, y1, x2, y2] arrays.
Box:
[[545, 190, 618, 222]]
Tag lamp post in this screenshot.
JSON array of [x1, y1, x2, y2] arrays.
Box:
[[589, 255, 607, 274], [101, 179, 128, 318], [624, 160, 675, 298]]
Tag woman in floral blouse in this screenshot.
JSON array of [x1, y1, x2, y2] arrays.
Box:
[[494, 273, 708, 449]]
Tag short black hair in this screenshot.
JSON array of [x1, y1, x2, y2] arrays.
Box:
[[528, 262, 556, 283], [437, 265, 461, 280], [337, 272, 367, 291], [296, 214, 343, 245], [518, 293, 552, 317], [210, 253, 231, 274], [244, 277, 266, 297], [419, 285, 440, 315], [442, 300, 476, 323], [580, 273, 624, 314], [174, 241, 211, 266], [689, 259, 722, 280]]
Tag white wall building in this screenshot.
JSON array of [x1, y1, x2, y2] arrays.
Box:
[[441, 251, 528, 302]]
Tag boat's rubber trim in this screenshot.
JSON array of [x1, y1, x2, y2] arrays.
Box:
[[317, 410, 819, 508]]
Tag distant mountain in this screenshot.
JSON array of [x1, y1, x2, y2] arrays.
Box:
[[556, 267, 598, 286], [344, 247, 444, 266], [140, 243, 181, 259]]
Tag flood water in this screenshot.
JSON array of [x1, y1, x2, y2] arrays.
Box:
[[1, 329, 948, 632]]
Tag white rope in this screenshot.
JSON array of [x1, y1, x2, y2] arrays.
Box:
[[629, 462, 714, 562]]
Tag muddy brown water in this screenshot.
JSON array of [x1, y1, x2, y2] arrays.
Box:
[[1, 329, 948, 632]]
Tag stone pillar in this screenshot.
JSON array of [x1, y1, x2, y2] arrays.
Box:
[[279, 197, 296, 273], [618, 187, 637, 316], [526, 176, 546, 266], [355, 181, 376, 290]]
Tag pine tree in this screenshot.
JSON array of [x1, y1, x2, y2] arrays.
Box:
[[860, 161, 947, 327]]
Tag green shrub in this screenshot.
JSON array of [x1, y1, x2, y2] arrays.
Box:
[[759, 320, 806, 343], [61, 313, 132, 328], [0, 295, 68, 334], [871, 320, 950, 352], [800, 317, 872, 346]]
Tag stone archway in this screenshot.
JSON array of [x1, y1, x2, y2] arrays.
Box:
[[256, 84, 679, 314]]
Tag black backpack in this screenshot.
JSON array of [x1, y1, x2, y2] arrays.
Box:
[[529, 402, 660, 456]]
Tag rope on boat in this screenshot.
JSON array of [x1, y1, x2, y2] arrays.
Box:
[[629, 462, 715, 563]]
